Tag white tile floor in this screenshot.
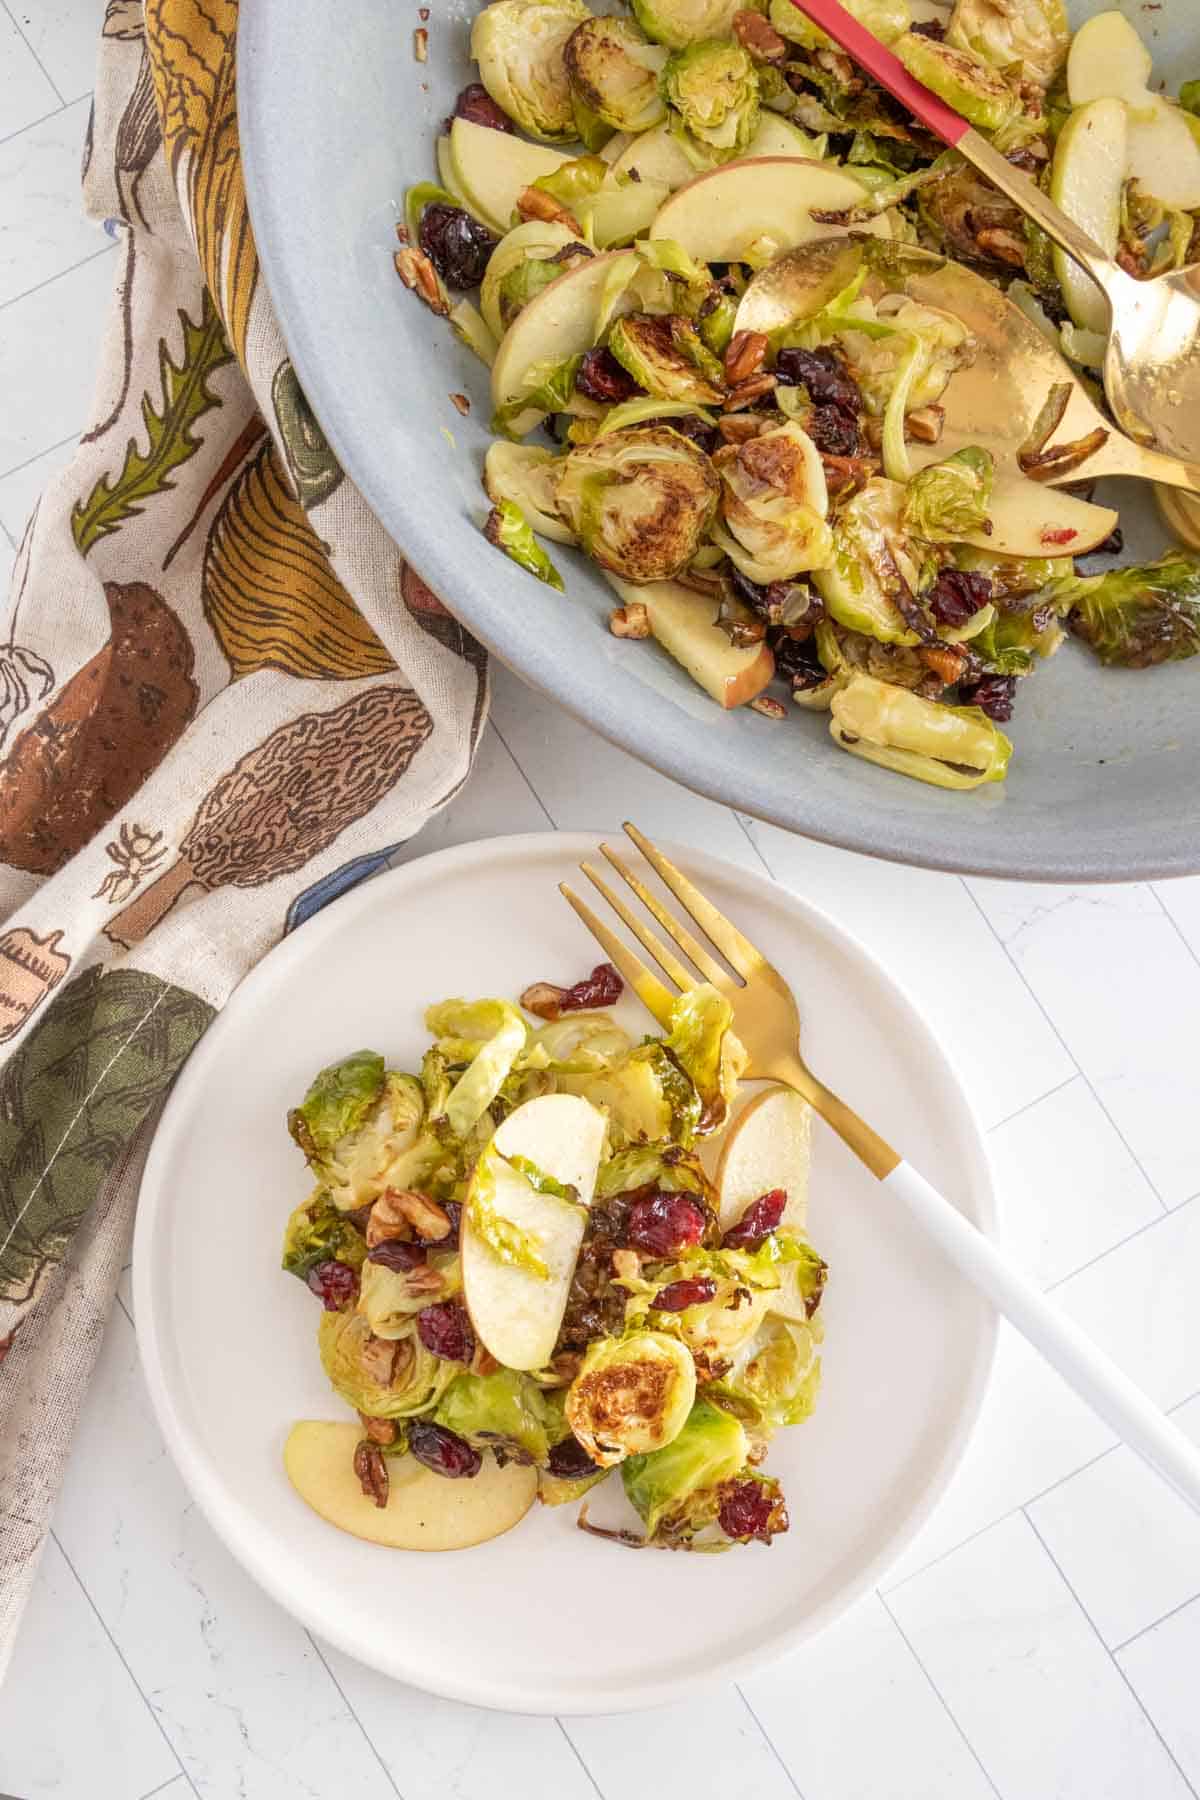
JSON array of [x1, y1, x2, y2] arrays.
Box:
[[2, 10, 1200, 1798]]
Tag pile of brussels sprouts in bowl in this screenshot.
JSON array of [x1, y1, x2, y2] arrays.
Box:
[[393, 0, 1200, 794], [280, 967, 827, 1553]]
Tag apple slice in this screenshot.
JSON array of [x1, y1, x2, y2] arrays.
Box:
[[462, 1093, 606, 1371], [435, 135, 487, 224], [1126, 97, 1200, 211], [1066, 10, 1153, 108], [1049, 98, 1126, 336], [607, 575, 776, 710], [491, 249, 635, 437], [450, 118, 574, 234], [958, 470, 1118, 559], [609, 121, 697, 191], [285, 1422, 537, 1549], [650, 158, 883, 264], [714, 1086, 812, 1233]]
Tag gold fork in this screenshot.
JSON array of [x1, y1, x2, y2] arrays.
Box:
[[561, 823, 1200, 1515]]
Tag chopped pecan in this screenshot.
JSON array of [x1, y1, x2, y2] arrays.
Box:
[[404, 1263, 448, 1297], [359, 1413, 398, 1446], [354, 1440, 389, 1508], [718, 413, 765, 444], [516, 185, 581, 232], [369, 1188, 452, 1245], [360, 1333, 405, 1385], [724, 329, 769, 387], [609, 602, 651, 639], [905, 405, 945, 444], [732, 7, 787, 62], [394, 246, 449, 316], [723, 373, 776, 412], [750, 694, 788, 719], [413, 25, 428, 60], [921, 644, 968, 684], [472, 1345, 502, 1377], [450, 392, 470, 416], [975, 227, 1026, 267]]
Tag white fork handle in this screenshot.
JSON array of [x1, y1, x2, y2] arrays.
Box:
[[885, 1160, 1200, 1513]]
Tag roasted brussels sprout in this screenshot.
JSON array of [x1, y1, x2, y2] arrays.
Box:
[[480, 220, 586, 339], [606, 312, 725, 404], [563, 1040, 702, 1145], [317, 1310, 455, 1418], [901, 446, 995, 541], [470, 0, 591, 141], [289, 1058, 427, 1211], [426, 997, 531, 1136], [664, 982, 746, 1133], [288, 1050, 385, 1165], [830, 674, 1013, 788], [662, 38, 760, 163], [715, 422, 834, 585], [434, 1368, 559, 1463], [566, 1329, 697, 1465], [565, 16, 669, 132], [485, 499, 566, 591], [281, 1189, 367, 1281], [768, 0, 909, 51], [556, 426, 720, 582], [813, 477, 927, 645], [1049, 552, 1200, 668], [894, 31, 1017, 133], [947, 0, 1069, 88], [484, 442, 575, 545], [358, 1255, 463, 1338], [631, 0, 756, 52], [620, 1397, 748, 1539], [711, 1317, 822, 1429]]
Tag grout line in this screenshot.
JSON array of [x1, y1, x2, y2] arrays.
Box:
[[487, 716, 557, 829], [985, 1072, 1079, 1137], [305, 1634, 407, 1799], [1, 0, 67, 104], [0, 238, 115, 317], [0, 99, 67, 150], [116, 1290, 135, 1331], [1045, 1193, 1199, 1295], [554, 1719, 607, 1800], [0, 428, 80, 488], [959, 880, 1169, 1211], [1148, 883, 1200, 978], [50, 1530, 200, 1798], [735, 1685, 806, 1798], [139, 1777, 187, 1800], [1113, 1588, 1200, 1657], [0, 519, 15, 550], [877, 1592, 1004, 1800], [730, 812, 777, 882], [1024, 1510, 1200, 1800]]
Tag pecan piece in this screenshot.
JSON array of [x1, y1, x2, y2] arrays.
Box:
[[905, 405, 944, 444], [732, 7, 787, 62], [394, 246, 449, 316], [718, 413, 764, 443], [920, 644, 968, 684], [609, 602, 651, 639], [516, 186, 581, 232], [723, 373, 776, 412], [359, 1413, 398, 1446], [975, 227, 1026, 267], [354, 1440, 390, 1508], [369, 1188, 452, 1244], [724, 329, 769, 387], [359, 1333, 405, 1385], [750, 694, 788, 719]]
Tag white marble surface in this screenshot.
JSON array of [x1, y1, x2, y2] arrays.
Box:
[[3, 18, 1200, 1799]]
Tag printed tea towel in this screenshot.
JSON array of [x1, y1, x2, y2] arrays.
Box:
[[0, 0, 487, 1672]]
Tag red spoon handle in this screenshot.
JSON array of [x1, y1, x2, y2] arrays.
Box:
[[783, 0, 970, 147]]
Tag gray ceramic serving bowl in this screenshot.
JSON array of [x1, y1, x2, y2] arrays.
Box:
[[239, 0, 1199, 879]]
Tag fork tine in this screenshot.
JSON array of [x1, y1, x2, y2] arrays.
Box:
[[581, 862, 695, 993], [598, 843, 729, 988], [623, 822, 764, 982], [558, 883, 678, 1028]]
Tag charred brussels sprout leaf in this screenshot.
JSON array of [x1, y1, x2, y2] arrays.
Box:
[[901, 446, 994, 541], [435, 1368, 558, 1463], [430, 997, 530, 1136], [470, 0, 591, 141], [1052, 552, 1200, 668], [566, 1330, 697, 1465], [529, 154, 609, 216], [716, 422, 833, 584], [607, 312, 725, 404], [894, 31, 1017, 133], [830, 674, 1013, 789], [288, 1050, 386, 1164], [565, 16, 669, 131], [621, 1398, 748, 1541], [662, 38, 760, 163], [664, 982, 746, 1132], [282, 1190, 367, 1280], [947, 0, 1069, 88], [556, 425, 720, 582], [485, 499, 566, 591]]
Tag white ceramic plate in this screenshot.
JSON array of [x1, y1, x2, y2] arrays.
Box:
[[134, 833, 996, 1713]]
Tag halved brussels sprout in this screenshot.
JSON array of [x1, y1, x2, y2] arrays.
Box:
[[607, 312, 725, 405], [358, 1254, 463, 1339], [711, 1317, 821, 1429], [288, 1050, 385, 1167], [664, 982, 746, 1134], [769, 0, 909, 50], [317, 1310, 455, 1418], [594, 1141, 714, 1202], [947, 0, 1069, 88], [662, 39, 760, 164], [813, 477, 926, 645], [565, 16, 669, 132], [556, 425, 720, 583], [901, 446, 994, 541], [471, 0, 592, 142], [562, 1040, 701, 1145], [435, 1368, 559, 1463], [830, 674, 1013, 788], [715, 422, 834, 585], [620, 1397, 748, 1538], [631, 0, 755, 52], [566, 1329, 697, 1466], [290, 1061, 426, 1212], [484, 441, 575, 546], [528, 1013, 635, 1073], [894, 30, 1017, 133], [281, 1188, 367, 1281]]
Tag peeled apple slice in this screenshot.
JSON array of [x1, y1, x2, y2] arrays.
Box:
[[450, 118, 573, 234], [462, 1093, 606, 1370], [490, 250, 635, 437], [1049, 98, 1126, 336], [714, 1086, 812, 1233], [649, 158, 885, 265], [284, 1422, 538, 1549], [607, 575, 776, 710], [1066, 10, 1153, 107]]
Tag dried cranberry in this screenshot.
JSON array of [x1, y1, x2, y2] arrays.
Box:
[[722, 1188, 787, 1251], [547, 1434, 600, 1479], [419, 1198, 461, 1251], [416, 1299, 475, 1363], [925, 568, 993, 628], [960, 673, 1017, 722], [306, 1260, 359, 1311], [367, 1239, 427, 1272], [774, 345, 862, 413], [805, 403, 862, 458], [524, 962, 625, 1020], [575, 347, 640, 405], [625, 1191, 706, 1258], [909, 16, 945, 36], [447, 82, 514, 133], [653, 1275, 719, 1311], [629, 412, 720, 456], [1095, 526, 1124, 556], [772, 631, 825, 690], [418, 203, 496, 290], [408, 1419, 483, 1479], [718, 1477, 786, 1543]]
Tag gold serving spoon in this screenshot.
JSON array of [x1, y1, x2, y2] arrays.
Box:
[[560, 824, 1200, 1514], [735, 237, 1200, 550], [784, 0, 1200, 471]]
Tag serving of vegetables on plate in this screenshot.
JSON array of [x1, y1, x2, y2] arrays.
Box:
[[396, 0, 1200, 794], [281, 963, 827, 1553]]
